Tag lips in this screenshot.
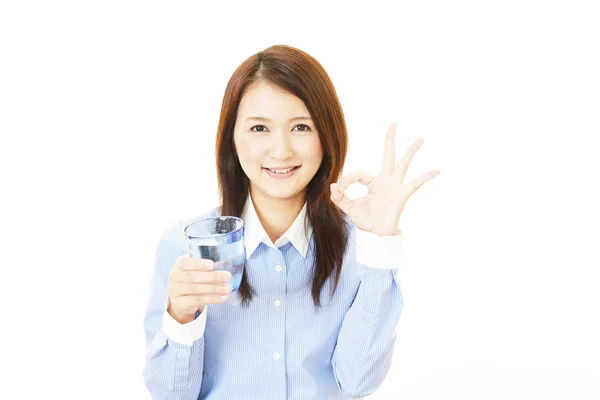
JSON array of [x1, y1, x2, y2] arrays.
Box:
[[263, 166, 300, 174]]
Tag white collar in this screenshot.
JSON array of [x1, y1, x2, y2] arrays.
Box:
[[241, 193, 313, 259]]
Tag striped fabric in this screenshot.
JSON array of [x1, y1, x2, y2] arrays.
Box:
[[143, 202, 404, 400]]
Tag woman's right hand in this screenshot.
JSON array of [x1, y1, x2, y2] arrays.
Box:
[[167, 255, 233, 324]]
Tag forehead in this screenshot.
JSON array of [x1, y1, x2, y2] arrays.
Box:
[[237, 81, 309, 118]]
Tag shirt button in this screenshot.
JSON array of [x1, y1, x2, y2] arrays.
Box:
[[274, 300, 281, 307], [273, 352, 280, 361], [275, 264, 282, 272]]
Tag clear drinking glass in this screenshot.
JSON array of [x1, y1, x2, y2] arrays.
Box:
[[183, 216, 246, 292]]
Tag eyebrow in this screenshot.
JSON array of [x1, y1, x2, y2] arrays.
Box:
[[245, 116, 312, 122]]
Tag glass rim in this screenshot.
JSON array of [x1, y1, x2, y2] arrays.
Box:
[[183, 216, 245, 239]]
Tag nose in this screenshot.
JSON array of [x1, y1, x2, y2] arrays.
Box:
[[269, 130, 293, 160]]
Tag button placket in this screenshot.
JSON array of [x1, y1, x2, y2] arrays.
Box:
[[272, 260, 285, 365]]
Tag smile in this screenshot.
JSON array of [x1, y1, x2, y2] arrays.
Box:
[[263, 166, 301, 178], [266, 166, 298, 174]]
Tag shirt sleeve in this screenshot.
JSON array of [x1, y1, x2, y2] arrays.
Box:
[[162, 296, 208, 346], [355, 227, 404, 270], [331, 227, 405, 398], [142, 223, 206, 400]]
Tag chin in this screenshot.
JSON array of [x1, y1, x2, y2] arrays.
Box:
[[264, 189, 302, 200], [255, 183, 305, 201]]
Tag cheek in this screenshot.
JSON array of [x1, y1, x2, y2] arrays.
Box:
[[304, 139, 323, 165], [236, 138, 264, 165]]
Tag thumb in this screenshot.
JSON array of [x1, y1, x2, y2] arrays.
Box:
[[330, 183, 342, 201], [330, 183, 353, 211]]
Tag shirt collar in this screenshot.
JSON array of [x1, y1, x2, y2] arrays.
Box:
[[241, 193, 313, 259]]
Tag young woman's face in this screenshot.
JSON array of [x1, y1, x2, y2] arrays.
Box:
[[234, 81, 323, 202]]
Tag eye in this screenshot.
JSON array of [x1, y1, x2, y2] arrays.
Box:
[[293, 124, 311, 132], [250, 125, 268, 132]]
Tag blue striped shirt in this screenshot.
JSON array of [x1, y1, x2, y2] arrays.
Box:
[[143, 197, 404, 399]]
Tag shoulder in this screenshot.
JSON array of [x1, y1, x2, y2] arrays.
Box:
[[159, 205, 222, 250]]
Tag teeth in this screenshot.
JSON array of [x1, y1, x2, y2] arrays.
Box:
[[269, 167, 295, 174]]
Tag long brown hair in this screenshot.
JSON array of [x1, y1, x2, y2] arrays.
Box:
[[215, 44, 350, 309]]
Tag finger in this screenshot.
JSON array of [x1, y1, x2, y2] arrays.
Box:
[[176, 255, 215, 271], [337, 170, 375, 192], [380, 122, 398, 175], [404, 170, 440, 197], [175, 269, 233, 284], [170, 281, 233, 297], [174, 293, 230, 312], [330, 183, 343, 202], [394, 137, 424, 183], [330, 183, 356, 214]]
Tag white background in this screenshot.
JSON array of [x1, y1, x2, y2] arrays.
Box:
[[1, 1, 599, 399]]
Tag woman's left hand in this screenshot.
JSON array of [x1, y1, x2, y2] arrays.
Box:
[[330, 122, 440, 236]]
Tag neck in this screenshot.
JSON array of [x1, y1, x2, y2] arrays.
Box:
[[250, 186, 306, 244]]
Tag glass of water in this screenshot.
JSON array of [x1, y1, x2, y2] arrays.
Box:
[[183, 216, 246, 292]]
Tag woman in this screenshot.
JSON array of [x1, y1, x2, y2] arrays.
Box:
[[143, 44, 440, 400]]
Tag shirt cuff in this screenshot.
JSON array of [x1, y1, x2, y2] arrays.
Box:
[[162, 295, 207, 346], [355, 227, 404, 269]]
